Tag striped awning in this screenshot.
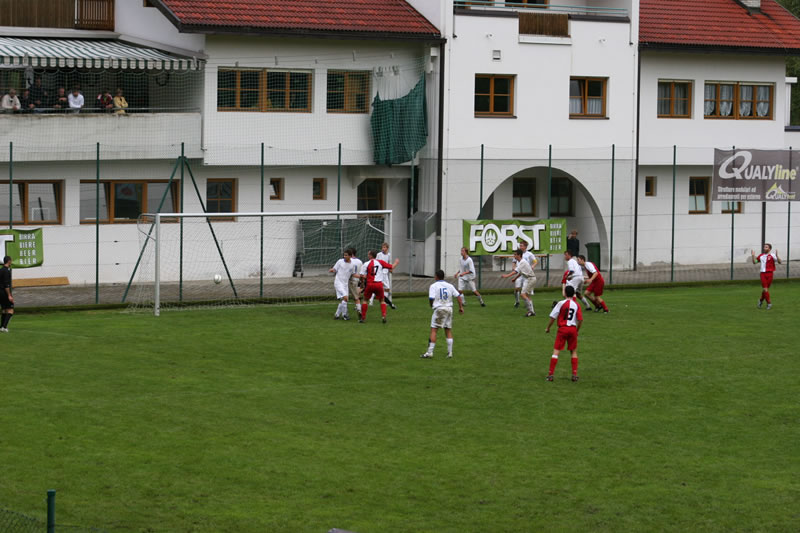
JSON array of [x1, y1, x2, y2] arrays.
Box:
[[0, 37, 203, 70]]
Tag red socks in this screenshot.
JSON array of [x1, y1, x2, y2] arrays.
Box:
[[361, 303, 368, 319], [765, 292, 771, 304], [548, 355, 558, 375], [380, 302, 387, 318], [571, 356, 579, 376]]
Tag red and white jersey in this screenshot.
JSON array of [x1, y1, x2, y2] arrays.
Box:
[[757, 252, 777, 273], [362, 259, 393, 284], [549, 297, 583, 327], [584, 261, 604, 282]]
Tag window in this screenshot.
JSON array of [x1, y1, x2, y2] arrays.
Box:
[[507, 0, 548, 5], [474, 74, 515, 116], [550, 177, 573, 216], [0, 181, 62, 225], [80, 180, 177, 223], [570, 77, 606, 117], [327, 71, 370, 113], [513, 177, 536, 216], [689, 177, 709, 214], [645, 176, 656, 197], [207, 179, 235, 213], [357, 179, 384, 211], [217, 69, 312, 112], [313, 178, 327, 200], [269, 178, 284, 201], [721, 201, 742, 214], [407, 167, 420, 218], [704, 82, 772, 119], [657, 81, 691, 118]]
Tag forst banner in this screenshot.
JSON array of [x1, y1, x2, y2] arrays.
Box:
[[0, 229, 44, 268], [463, 219, 567, 256], [713, 149, 797, 202]]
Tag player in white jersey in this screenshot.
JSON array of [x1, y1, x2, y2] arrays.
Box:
[[328, 250, 356, 320], [346, 247, 364, 318], [511, 241, 537, 307], [454, 247, 485, 307], [501, 249, 536, 317], [421, 269, 464, 359], [372, 242, 396, 309], [563, 250, 592, 310]]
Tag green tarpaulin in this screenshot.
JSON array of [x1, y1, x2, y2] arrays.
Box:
[[371, 76, 427, 166]]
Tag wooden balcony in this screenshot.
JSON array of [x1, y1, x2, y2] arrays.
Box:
[[0, 0, 115, 31], [519, 12, 569, 37]]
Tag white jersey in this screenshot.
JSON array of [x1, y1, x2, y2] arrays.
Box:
[[521, 250, 537, 269], [332, 258, 356, 286], [514, 258, 535, 279], [459, 256, 476, 281], [377, 251, 392, 288], [566, 257, 583, 279], [429, 280, 461, 309], [377, 251, 391, 263], [349, 257, 363, 280]]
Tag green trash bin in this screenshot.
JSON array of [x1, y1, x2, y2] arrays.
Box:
[[586, 242, 600, 270]]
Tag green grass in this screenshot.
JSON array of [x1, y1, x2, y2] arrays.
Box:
[[1, 284, 799, 532]]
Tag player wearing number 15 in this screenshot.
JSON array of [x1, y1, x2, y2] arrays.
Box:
[[360, 249, 399, 323], [421, 270, 464, 359], [545, 285, 583, 382]]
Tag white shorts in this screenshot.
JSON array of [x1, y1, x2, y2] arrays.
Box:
[[457, 277, 476, 292], [430, 307, 453, 329], [334, 281, 348, 300], [514, 276, 524, 289], [349, 279, 361, 300], [567, 277, 583, 293], [522, 276, 536, 295], [383, 275, 392, 291]]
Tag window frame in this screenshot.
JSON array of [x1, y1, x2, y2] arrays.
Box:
[[312, 178, 327, 201], [550, 177, 574, 217], [0, 180, 63, 225], [688, 176, 710, 214], [217, 68, 313, 113], [721, 201, 743, 214], [704, 82, 773, 120], [512, 177, 537, 217], [357, 178, 384, 211], [206, 178, 237, 215], [217, 69, 265, 112], [327, 70, 371, 114], [269, 178, 284, 201], [569, 77, 607, 118], [657, 80, 692, 118], [79, 180, 179, 224], [474, 74, 515, 117], [645, 176, 657, 197]]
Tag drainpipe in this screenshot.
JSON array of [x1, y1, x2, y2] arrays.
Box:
[[633, 47, 642, 270], [435, 40, 446, 271]]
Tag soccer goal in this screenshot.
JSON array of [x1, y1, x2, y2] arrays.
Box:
[[124, 210, 392, 315]]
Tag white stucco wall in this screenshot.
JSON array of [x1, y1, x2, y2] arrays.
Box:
[[115, 0, 205, 54]]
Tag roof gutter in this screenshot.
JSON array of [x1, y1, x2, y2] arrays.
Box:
[[639, 42, 800, 56]]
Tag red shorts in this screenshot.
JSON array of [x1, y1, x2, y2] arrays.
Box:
[[363, 282, 385, 301], [554, 326, 578, 351], [587, 278, 604, 296], [760, 272, 774, 289]]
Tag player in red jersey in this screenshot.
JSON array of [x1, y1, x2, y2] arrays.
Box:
[[545, 285, 583, 382], [751, 243, 781, 310], [577, 254, 608, 313], [360, 249, 399, 323]]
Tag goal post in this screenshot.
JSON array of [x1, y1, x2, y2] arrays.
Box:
[[126, 210, 392, 315]]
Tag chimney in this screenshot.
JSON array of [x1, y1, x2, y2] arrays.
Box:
[[740, 0, 761, 10]]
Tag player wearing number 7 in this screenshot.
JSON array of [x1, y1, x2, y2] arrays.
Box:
[[421, 269, 464, 359], [360, 249, 399, 324], [545, 285, 583, 382]]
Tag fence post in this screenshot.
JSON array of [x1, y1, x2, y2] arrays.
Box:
[[609, 144, 614, 284], [546, 144, 552, 286], [730, 145, 735, 281], [409, 154, 416, 292], [671, 145, 676, 282], [179, 142, 185, 301], [478, 144, 484, 290], [95, 142, 100, 304], [47, 489, 55, 533], [337, 143, 342, 212], [260, 142, 264, 298], [788, 147, 793, 279], [8, 142, 12, 230]]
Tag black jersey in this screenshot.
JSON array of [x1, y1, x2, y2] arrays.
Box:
[[0, 265, 11, 291]]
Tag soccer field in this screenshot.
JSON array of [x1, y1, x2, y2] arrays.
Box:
[[1, 283, 798, 532]]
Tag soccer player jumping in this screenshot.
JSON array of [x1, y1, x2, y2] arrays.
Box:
[[545, 285, 583, 382], [752, 243, 781, 309]]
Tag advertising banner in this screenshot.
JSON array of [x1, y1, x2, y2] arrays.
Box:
[[463, 219, 567, 256], [713, 149, 797, 202], [0, 228, 44, 268]]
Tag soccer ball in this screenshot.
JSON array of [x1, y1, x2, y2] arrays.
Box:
[[213, 274, 222, 284]]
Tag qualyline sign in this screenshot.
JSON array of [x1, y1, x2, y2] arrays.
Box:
[[463, 219, 567, 256], [713, 149, 797, 202]]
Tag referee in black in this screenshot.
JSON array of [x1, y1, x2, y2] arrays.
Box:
[[0, 255, 14, 332]]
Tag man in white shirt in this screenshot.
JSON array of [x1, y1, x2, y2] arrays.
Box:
[[346, 247, 363, 318], [511, 241, 537, 307], [454, 247, 485, 307], [564, 250, 592, 310], [329, 250, 356, 320], [67, 88, 84, 113], [373, 242, 396, 309], [502, 249, 536, 317], [421, 269, 464, 359], [1, 89, 21, 112]]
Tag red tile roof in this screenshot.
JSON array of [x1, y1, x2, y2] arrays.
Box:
[[153, 0, 441, 40], [640, 0, 800, 52]]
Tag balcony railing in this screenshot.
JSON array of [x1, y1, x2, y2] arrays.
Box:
[[0, 0, 115, 31], [454, 1, 628, 19]]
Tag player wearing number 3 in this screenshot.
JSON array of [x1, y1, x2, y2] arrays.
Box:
[[752, 243, 781, 309], [421, 269, 464, 359], [545, 285, 583, 382]]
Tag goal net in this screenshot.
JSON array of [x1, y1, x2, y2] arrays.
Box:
[[125, 210, 391, 315]]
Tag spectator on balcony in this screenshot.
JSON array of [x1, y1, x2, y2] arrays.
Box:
[[1, 89, 21, 112], [29, 77, 48, 112], [113, 88, 129, 115], [97, 88, 113, 113], [68, 88, 85, 113], [19, 89, 35, 113], [52, 87, 69, 112]]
